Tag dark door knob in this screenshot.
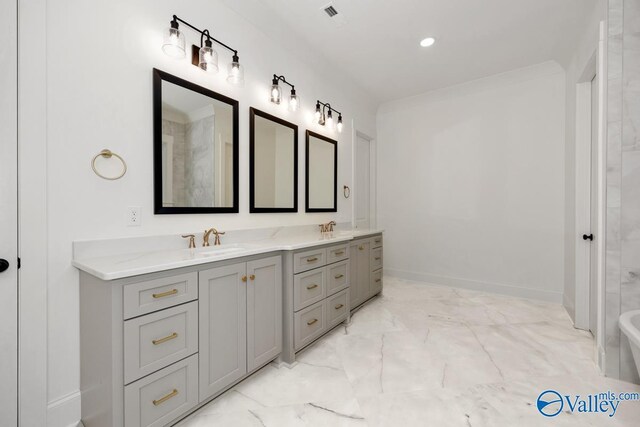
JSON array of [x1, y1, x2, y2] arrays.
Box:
[[583, 234, 594, 241], [0, 259, 9, 273]]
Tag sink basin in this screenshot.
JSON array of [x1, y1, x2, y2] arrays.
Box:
[[196, 245, 246, 257]]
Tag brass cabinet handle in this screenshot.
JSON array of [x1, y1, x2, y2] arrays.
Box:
[[375, 257, 381, 260], [249, 274, 255, 281], [152, 332, 178, 345], [334, 251, 344, 255], [241, 276, 247, 282], [306, 257, 318, 263], [153, 389, 178, 406], [375, 239, 381, 243], [307, 318, 318, 326], [306, 284, 318, 290], [358, 246, 364, 250], [375, 279, 382, 283], [334, 274, 344, 279], [152, 289, 178, 299], [335, 304, 344, 310]]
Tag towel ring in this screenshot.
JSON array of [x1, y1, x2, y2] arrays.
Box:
[[343, 185, 351, 199], [91, 149, 127, 180]]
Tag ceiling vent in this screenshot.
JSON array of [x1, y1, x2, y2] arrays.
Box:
[[324, 5, 339, 17]]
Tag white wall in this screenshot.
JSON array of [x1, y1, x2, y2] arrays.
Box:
[[38, 0, 377, 424], [377, 62, 566, 302]]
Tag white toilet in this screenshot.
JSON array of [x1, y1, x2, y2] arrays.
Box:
[[620, 310, 640, 376]]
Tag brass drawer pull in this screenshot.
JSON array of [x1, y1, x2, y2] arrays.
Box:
[[375, 279, 382, 283], [242, 275, 247, 282], [152, 289, 178, 299], [152, 332, 178, 345], [334, 274, 344, 279], [335, 304, 344, 310], [249, 274, 255, 281], [153, 389, 178, 406], [307, 318, 318, 326], [306, 257, 318, 263], [375, 257, 381, 261], [334, 251, 344, 255], [358, 246, 364, 250], [306, 284, 318, 290], [375, 239, 381, 243]]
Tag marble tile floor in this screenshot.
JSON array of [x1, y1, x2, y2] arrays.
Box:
[[177, 277, 640, 427]]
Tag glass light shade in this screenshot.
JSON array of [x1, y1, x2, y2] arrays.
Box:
[[336, 117, 343, 133], [162, 27, 186, 58], [289, 93, 299, 112], [325, 110, 334, 129], [227, 61, 244, 86], [199, 45, 218, 73], [270, 84, 282, 104]]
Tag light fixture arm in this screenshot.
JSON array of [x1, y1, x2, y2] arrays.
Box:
[[316, 100, 342, 117], [273, 75, 296, 91], [172, 15, 238, 57]]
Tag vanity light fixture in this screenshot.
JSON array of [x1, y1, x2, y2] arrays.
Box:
[[315, 100, 343, 133], [270, 75, 299, 112], [162, 15, 244, 86]]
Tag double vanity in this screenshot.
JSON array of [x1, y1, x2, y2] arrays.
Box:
[[74, 226, 383, 427]]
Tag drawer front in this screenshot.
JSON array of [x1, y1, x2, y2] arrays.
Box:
[[371, 235, 383, 249], [123, 272, 198, 319], [371, 269, 383, 295], [124, 302, 198, 384], [293, 268, 326, 311], [294, 300, 325, 351], [124, 354, 198, 427], [327, 260, 349, 296], [371, 247, 383, 271], [326, 243, 349, 265], [294, 248, 326, 274], [325, 289, 348, 328]]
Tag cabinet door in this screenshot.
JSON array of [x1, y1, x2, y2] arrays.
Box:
[[356, 240, 371, 305], [199, 263, 247, 402], [247, 256, 282, 371], [349, 242, 360, 307]]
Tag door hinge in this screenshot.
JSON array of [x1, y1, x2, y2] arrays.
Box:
[[17, 257, 21, 269]]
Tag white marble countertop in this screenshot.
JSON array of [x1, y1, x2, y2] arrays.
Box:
[[72, 227, 383, 281]]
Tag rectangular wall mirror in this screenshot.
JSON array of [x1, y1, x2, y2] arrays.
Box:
[[305, 130, 337, 212], [249, 108, 298, 212], [153, 68, 239, 214]]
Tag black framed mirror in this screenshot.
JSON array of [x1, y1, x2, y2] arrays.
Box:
[[153, 68, 239, 214], [249, 108, 298, 213], [305, 130, 337, 212]]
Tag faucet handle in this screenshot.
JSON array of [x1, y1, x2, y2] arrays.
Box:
[[181, 234, 196, 249]]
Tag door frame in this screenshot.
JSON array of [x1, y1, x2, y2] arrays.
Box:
[[573, 22, 607, 371], [351, 128, 377, 229]]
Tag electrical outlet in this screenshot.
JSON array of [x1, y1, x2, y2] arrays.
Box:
[[127, 206, 141, 226]]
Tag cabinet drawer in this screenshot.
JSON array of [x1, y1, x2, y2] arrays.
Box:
[[124, 354, 198, 427], [123, 272, 198, 319], [327, 260, 349, 296], [294, 300, 325, 351], [326, 243, 348, 264], [124, 302, 198, 384], [371, 247, 383, 271], [294, 248, 326, 274], [371, 235, 383, 249], [325, 289, 348, 328], [294, 268, 325, 311], [371, 269, 383, 295]]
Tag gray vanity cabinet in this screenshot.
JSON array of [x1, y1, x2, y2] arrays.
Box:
[[198, 255, 282, 403], [198, 263, 247, 402], [350, 234, 383, 310]]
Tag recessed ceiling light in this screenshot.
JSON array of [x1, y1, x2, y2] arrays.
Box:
[[420, 37, 436, 47]]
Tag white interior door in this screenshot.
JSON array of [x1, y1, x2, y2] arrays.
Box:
[[355, 134, 371, 229], [0, 1, 19, 424], [588, 74, 599, 336]]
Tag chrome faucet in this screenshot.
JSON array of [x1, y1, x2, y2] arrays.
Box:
[[203, 228, 226, 246]]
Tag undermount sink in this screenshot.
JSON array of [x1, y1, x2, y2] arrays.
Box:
[[196, 245, 246, 257]]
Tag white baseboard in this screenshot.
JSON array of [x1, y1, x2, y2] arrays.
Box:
[[47, 391, 81, 427], [563, 292, 577, 325], [386, 268, 563, 303]]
